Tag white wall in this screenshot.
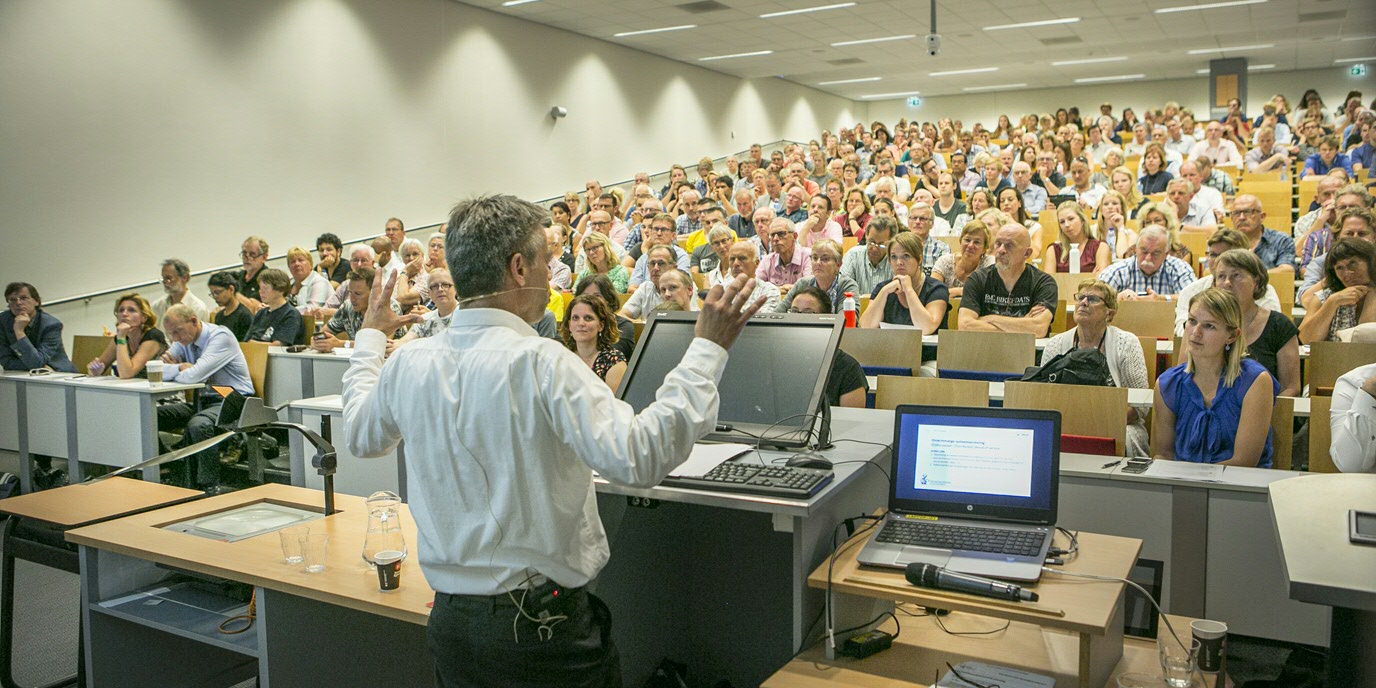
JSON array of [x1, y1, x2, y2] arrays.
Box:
[[867, 67, 1372, 131], [0, 0, 860, 342]]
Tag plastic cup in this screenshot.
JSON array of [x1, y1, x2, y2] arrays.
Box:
[[374, 550, 404, 591], [145, 360, 164, 384], [279, 526, 307, 565], [301, 533, 330, 573], [1191, 619, 1228, 672]]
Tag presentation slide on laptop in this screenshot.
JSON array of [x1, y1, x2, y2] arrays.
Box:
[[893, 411, 1056, 511], [914, 425, 1034, 498]]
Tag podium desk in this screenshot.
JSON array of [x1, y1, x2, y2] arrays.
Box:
[[0, 478, 202, 688], [589, 406, 892, 687], [284, 395, 403, 498], [790, 527, 1139, 688], [67, 484, 435, 688], [1271, 474, 1376, 688]]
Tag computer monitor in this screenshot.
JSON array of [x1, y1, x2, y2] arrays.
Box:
[[617, 311, 844, 448]]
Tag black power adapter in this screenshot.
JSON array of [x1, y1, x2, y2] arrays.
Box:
[[840, 629, 894, 658]]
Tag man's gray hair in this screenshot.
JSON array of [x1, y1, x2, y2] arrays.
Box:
[[1337, 183, 1373, 207], [349, 244, 376, 260], [707, 223, 733, 243], [1139, 224, 1171, 244], [163, 304, 197, 324], [445, 194, 547, 299], [161, 258, 191, 280], [399, 238, 423, 255]]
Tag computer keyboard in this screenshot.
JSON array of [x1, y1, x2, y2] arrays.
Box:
[[661, 463, 834, 499], [875, 520, 1046, 557]]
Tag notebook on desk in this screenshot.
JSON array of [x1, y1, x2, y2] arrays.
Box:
[[857, 405, 1061, 582]]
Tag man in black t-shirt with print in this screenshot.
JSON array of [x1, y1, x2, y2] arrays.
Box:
[[959, 224, 1058, 336]]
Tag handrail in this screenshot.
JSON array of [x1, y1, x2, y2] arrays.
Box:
[[43, 139, 803, 308]]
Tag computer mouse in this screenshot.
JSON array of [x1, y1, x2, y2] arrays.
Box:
[[785, 455, 834, 471]]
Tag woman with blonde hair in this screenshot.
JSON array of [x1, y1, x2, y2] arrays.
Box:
[[1094, 190, 1140, 259], [285, 246, 332, 313], [931, 220, 994, 298], [1153, 288, 1277, 467], [1044, 201, 1110, 274], [1110, 166, 1146, 215], [88, 293, 166, 378], [576, 232, 630, 293]]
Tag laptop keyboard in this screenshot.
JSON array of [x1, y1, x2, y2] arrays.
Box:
[[875, 520, 1045, 557]]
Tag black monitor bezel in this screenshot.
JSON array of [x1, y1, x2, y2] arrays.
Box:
[[617, 310, 845, 448]]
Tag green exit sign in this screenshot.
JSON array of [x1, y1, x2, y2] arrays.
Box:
[[1353, 64, 1368, 77], [906, 96, 923, 108]]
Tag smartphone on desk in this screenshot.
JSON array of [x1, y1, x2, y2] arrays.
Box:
[[286, 345, 309, 353], [1122, 457, 1152, 474]]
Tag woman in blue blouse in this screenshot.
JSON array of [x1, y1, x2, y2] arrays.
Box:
[[1153, 288, 1277, 467]]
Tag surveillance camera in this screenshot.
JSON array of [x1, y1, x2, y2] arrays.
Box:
[[550, 106, 568, 119], [926, 34, 941, 56]]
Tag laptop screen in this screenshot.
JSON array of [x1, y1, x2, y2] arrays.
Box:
[[890, 405, 1060, 524]]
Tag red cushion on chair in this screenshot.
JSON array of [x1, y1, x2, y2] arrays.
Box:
[[1062, 433, 1117, 456]]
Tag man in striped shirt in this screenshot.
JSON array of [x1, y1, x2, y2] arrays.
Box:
[[1099, 225, 1196, 301]]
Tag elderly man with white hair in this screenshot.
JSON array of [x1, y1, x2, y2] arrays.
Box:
[[869, 177, 908, 224], [1097, 225, 1197, 301], [1011, 161, 1049, 215]]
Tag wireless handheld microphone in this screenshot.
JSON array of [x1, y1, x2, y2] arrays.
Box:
[[905, 563, 1038, 602]]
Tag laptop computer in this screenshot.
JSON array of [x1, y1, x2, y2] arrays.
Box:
[[857, 404, 1061, 582]]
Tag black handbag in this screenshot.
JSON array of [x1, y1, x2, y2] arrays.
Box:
[[1020, 346, 1114, 387]]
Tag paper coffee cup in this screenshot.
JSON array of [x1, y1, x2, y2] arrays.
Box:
[[374, 550, 403, 591], [1191, 619, 1227, 672], [146, 360, 164, 383]]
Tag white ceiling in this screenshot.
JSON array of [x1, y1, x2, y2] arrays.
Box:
[[457, 0, 1376, 100]]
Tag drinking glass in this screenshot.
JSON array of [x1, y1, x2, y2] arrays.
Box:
[[1159, 636, 1200, 688]]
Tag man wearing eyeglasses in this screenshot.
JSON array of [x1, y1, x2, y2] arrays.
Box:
[[907, 204, 951, 278], [756, 218, 812, 293], [1230, 194, 1296, 273], [1175, 229, 1283, 336], [619, 245, 692, 319], [627, 214, 689, 292], [232, 236, 269, 306], [1031, 152, 1064, 196]]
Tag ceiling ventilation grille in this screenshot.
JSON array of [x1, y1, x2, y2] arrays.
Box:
[[676, 1, 731, 13], [1039, 35, 1084, 46], [1298, 10, 1346, 22], [827, 57, 865, 66]]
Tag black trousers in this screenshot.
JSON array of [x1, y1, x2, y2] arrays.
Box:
[[427, 587, 621, 688], [155, 400, 223, 487]]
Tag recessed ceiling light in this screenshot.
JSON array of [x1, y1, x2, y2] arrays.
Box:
[[613, 24, 697, 38], [983, 17, 1079, 31], [929, 67, 999, 77], [1195, 69, 1210, 74], [501, 0, 539, 5], [699, 50, 774, 61], [1051, 56, 1128, 66], [760, 2, 855, 19], [1341, 35, 1376, 41], [859, 91, 922, 99], [1248, 63, 1276, 71], [831, 34, 916, 47], [1155, 0, 1266, 14], [1186, 44, 1273, 55], [962, 83, 1027, 92], [817, 76, 882, 85], [1074, 73, 1146, 83], [1335, 56, 1376, 64]]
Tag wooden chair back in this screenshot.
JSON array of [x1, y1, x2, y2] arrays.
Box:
[[838, 328, 925, 372], [71, 335, 112, 374], [1171, 335, 1186, 367], [949, 297, 961, 329], [937, 236, 961, 254], [616, 292, 631, 307], [238, 341, 271, 398], [1050, 299, 1070, 335], [1176, 231, 1210, 276], [1241, 169, 1285, 182], [692, 272, 708, 290], [1305, 342, 1376, 393], [1297, 179, 1320, 208], [1308, 395, 1336, 473], [1004, 381, 1130, 456], [1051, 272, 1092, 304], [1112, 300, 1176, 339], [1267, 267, 1295, 317], [858, 295, 871, 316], [301, 315, 318, 338], [874, 376, 990, 410], [1269, 396, 1295, 470], [842, 236, 859, 255], [1138, 335, 1159, 388], [936, 330, 1035, 374]]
